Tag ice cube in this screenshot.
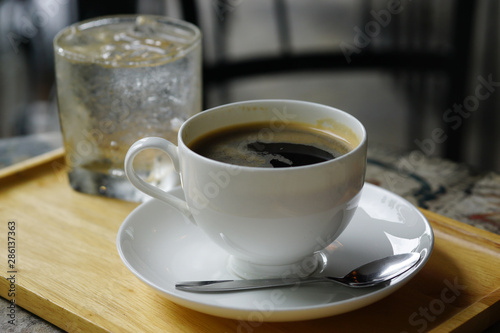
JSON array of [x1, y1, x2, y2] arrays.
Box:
[[133, 16, 157, 36]]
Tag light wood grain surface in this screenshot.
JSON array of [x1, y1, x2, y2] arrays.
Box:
[[1, 152, 499, 332]]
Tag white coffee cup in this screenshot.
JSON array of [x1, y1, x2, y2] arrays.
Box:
[[125, 100, 367, 278]]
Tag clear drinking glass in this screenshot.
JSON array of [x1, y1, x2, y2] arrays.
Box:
[[53, 15, 201, 201]]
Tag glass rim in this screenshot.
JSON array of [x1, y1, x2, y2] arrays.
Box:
[[53, 14, 202, 67]]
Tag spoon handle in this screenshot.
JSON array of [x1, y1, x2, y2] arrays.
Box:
[[176, 276, 329, 292], [176, 253, 421, 292]]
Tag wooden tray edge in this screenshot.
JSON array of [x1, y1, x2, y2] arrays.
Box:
[[431, 288, 500, 333], [421, 208, 500, 245], [0, 148, 65, 180]]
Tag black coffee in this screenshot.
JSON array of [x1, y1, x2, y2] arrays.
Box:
[[188, 122, 354, 168]]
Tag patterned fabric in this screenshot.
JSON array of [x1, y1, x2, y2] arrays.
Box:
[[366, 144, 500, 234]]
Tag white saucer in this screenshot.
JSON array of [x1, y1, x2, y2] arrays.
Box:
[[117, 183, 433, 322]]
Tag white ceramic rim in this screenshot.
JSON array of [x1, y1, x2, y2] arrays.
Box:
[[177, 99, 368, 173]]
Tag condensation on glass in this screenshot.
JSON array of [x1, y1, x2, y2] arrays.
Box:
[[53, 15, 202, 201]]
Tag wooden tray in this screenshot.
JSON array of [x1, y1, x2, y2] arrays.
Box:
[[1, 150, 499, 332]]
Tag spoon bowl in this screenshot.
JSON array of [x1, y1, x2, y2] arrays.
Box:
[[176, 252, 422, 292]]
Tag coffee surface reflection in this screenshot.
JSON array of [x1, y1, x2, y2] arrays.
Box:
[[188, 121, 354, 168]]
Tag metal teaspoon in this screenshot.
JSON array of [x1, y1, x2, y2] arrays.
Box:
[[175, 252, 421, 292]]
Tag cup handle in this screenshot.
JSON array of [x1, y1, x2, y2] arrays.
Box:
[[124, 137, 195, 225]]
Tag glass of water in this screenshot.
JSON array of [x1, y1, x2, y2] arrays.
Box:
[[53, 15, 201, 201]]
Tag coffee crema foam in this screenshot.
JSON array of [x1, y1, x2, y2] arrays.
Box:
[[188, 121, 356, 168]]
